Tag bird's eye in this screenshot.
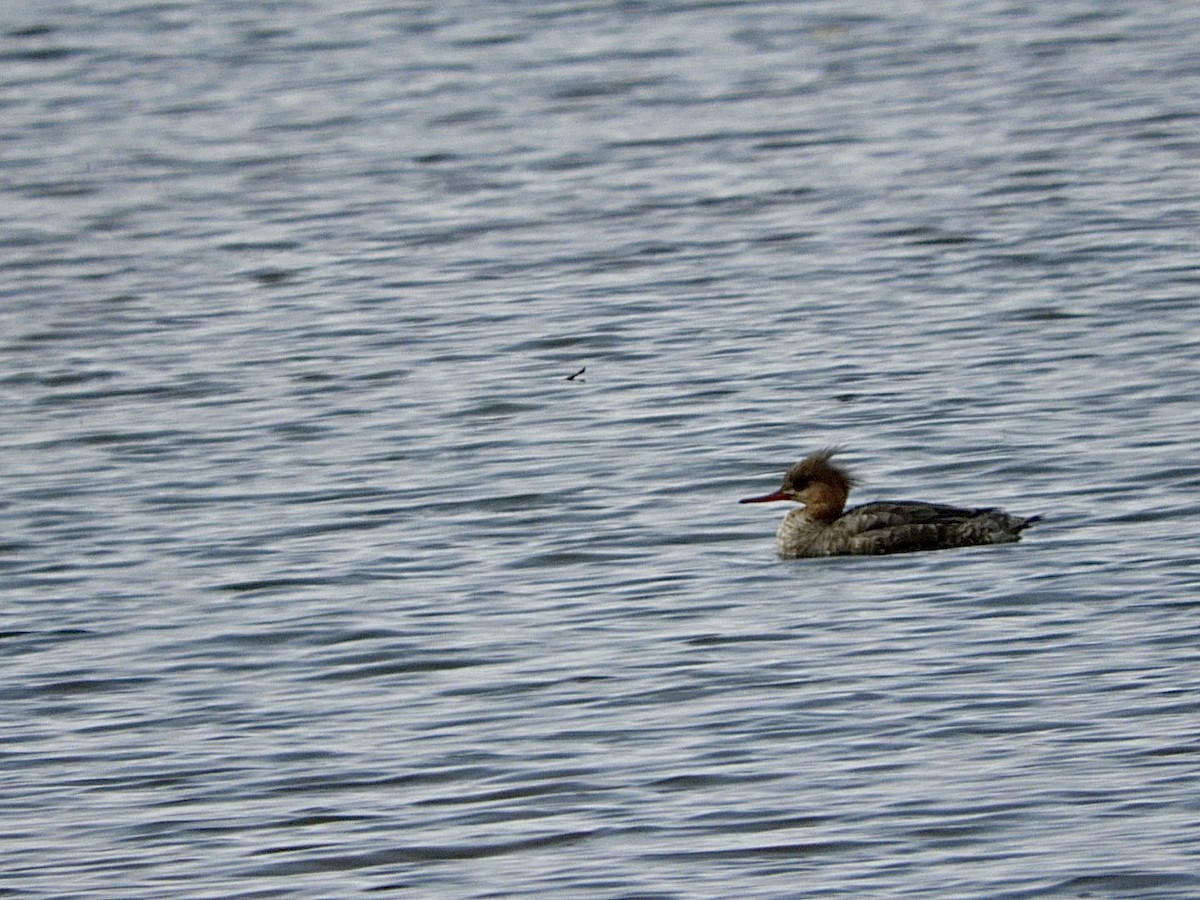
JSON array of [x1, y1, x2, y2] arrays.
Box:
[[789, 477, 809, 490]]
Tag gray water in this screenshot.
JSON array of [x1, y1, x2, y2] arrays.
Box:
[[4, 1, 1200, 897]]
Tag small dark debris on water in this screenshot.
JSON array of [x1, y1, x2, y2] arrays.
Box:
[[251, 269, 290, 286], [566, 367, 586, 381]]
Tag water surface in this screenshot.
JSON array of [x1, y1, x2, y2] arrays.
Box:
[[4, 1, 1200, 897]]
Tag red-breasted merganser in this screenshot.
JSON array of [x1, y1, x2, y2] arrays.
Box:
[[740, 449, 1040, 558]]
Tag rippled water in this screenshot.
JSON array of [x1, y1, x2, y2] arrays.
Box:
[[4, 1, 1200, 897]]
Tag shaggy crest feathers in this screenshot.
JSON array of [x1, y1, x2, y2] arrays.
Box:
[[783, 448, 856, 495]]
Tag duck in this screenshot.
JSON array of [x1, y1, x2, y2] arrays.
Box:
[[740, 449, 1040, 558]]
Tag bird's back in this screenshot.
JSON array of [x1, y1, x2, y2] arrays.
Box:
[[833, 501, 1038, 555]]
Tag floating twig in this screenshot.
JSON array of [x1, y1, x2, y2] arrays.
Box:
[[566, 367, 586, 382]]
